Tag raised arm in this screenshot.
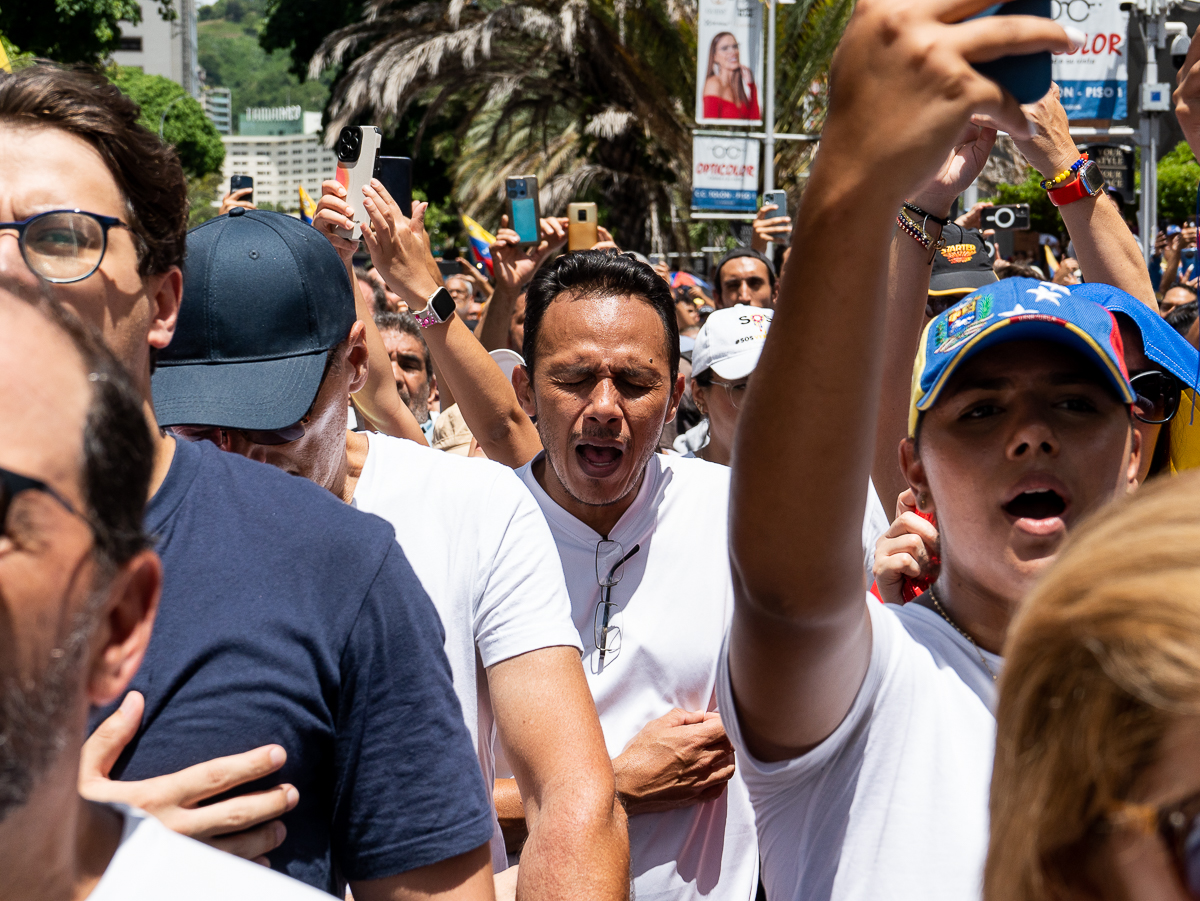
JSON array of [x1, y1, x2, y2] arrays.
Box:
[[357, 181, 544, 467], [475, 217, 567, 353], [1010, 84, 1156, 310], [728, 0, 1071, 762]]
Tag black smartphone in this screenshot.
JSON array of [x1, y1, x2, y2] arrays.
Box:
[[230, 174, 253, 203], [981, 203, 1032, 231], [378, 156, 413, 218], [968, 1, 1052, 105]]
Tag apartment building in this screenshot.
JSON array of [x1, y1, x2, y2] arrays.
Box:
[[222, 106, 337, 210]]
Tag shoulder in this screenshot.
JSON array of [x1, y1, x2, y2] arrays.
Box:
[[95, 807, 328, 900], [659, 452, 732, 491]]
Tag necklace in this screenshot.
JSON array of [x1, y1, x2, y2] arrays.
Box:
[[927, 588, 997, 683]]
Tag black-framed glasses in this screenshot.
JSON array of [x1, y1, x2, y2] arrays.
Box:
[[593, 539, 641, 674], [1131, 370, 1182, 425], [0, 210, 131, 284], [710, 377, 750, 410], [1106, 789, 1200, 897], [1, 466, 87, 550], [1051, 0, 1094, 22]]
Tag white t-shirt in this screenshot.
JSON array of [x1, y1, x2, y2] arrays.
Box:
[[91, 805, 326, 899], [516, 452, 759, 901], [716, 598, 1000, 901], [352, 433, 583, 871]]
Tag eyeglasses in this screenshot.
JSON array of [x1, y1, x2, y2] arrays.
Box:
[[1106, 789, 1200, 897], [171, 421, 309, 447], [710, 377, 750, 410], [1, 466, 88, 551], [1131, 370, 1182, 425], [593, 539, 641, 674], [0, 210, 131, 284], [1051, 0, 1095, 22]]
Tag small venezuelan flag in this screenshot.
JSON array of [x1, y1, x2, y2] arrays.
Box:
[[298, 185, 317, 225], [461, 214, 496, 276]]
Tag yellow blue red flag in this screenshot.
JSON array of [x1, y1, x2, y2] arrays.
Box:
[[461, 214, 496, 276], [298, 185, 317, 225]]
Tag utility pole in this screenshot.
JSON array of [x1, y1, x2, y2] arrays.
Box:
[[763, 0, 777, 193]]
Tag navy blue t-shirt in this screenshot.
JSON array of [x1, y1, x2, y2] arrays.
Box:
[[90, 437, 493, 895]]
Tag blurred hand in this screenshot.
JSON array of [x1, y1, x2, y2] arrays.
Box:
[[1175, 31, 1200, 152], [592, 225, 619, 252], [751, 204, 792, 253], [358, 179, 442, 309], [313, 179, 360, 266], [954, 201, 993, 231], [652, 261, 671, 284], [218, 188, 256, 217], [456, 257, 492, 293], [80, 692, 297, 865], [1010, 83, 1078, 179], [910, 121, 997, 219], [491, 215, 568, 292], [872, 489, 941, 606], [613, 709, 735, 815]]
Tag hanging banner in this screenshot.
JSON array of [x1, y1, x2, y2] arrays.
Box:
[[1051, 0, 1128, 120], [691, 136, 760, 212], [695, 0, 764, 126]]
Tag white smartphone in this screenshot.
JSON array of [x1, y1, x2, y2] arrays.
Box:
[[333, 126, 383, 240]]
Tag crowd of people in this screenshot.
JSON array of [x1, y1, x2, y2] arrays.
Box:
[[11, 2, 1200, 900]]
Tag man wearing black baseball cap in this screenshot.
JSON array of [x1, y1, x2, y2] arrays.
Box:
[[926, 229, 997, 317], [155, 204, 630, 901]]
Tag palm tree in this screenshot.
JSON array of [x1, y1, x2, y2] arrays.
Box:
[[311, 0, 851, 254]]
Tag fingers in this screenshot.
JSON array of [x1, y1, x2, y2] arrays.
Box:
[[896, 488, 918, 518], [80, 691, 144, 785], [368, 178, 400, 217], [662, 707, 708, 727], [155, 744, 288, 806], [411, 201, 429, 233], [207, 820, 288, 862], [952, 16, 1073, 64], [361, 188, 395, 246], [186, 784, 299, 839]]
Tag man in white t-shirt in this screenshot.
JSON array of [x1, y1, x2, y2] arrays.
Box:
[[719, 6, 1125, 901], [152, 203, 630, 901], [0, 289, 321, 900]]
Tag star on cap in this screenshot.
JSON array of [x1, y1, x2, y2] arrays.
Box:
[[1026, 283, 1070, 306], [1001, 303, 1035, 316]]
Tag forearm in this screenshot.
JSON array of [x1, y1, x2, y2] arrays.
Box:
[[494, 778, 528, 855], [1160, 248, 1182, 295], [517, 783, 628, 901], [420, 318, 542, 468], [1060, 193, 1157, 311], [477, 285, 520, 352]]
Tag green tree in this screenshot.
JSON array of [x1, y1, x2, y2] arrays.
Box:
[[110, 66, 224, 178], [260, 0, 362, 81], [0, 0, 175, 65], [1158, 140, 1200, 225]]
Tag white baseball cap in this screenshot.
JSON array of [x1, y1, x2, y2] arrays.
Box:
[[489, 348, 524, 383], [690, 305, 773, 380]]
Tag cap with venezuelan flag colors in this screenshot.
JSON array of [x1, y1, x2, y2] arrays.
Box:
[[908, 277, 1135, 437]]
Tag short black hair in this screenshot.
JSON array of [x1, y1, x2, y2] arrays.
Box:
[[354, 266, 388, 315], [524, 251, 680, 381], [713, 249, 776, 300], [18, 293, 154, 567], [375, 310, 432, 378], [1166, 300, 1199, 338]]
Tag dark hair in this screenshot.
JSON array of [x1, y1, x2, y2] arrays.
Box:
[[1164, 283, 1199, 300], [354, 266, 389, 315], [714, 249, 776, 301], [1166, 300, 1199, 338], [524, 251, 680, 381], [14, 290, 154, 567], [0, 63, 188, 276], [375, 310, 432, 377]]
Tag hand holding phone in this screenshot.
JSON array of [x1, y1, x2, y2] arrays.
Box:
[[567, 202, 598, 251], [505, 176, 542, 247], [966, 1, 1053, 105], [333, 126, 383, 241]]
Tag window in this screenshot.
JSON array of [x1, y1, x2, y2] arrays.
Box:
[[118, 37, 143, 52]]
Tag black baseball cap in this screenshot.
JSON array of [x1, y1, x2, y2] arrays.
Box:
[[928, 229, 997, 297], [153, 208, 357, 430]]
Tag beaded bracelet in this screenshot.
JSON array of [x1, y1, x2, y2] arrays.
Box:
[[902, 201, 950, 228], [896, 208, 945, 261], [1040, 153, 1088, 190]]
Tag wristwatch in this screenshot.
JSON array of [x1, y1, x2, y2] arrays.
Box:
[[412, 286, 456, 328], [1047, 160, 1106, 208]]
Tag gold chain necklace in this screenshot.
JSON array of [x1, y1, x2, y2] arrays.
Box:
[[927, 588, 997, 683]]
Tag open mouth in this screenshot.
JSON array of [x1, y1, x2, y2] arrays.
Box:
[[1003, 489, 1067, 520], [576, 443, 624, 475]]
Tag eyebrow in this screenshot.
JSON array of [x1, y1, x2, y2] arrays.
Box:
[[946, 369, 1109, 397]]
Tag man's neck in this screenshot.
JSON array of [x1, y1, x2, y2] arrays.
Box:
[[917, 562, 1019, 656], [0, 751, 122, 901], [343, 429, 370, 504], [144, 400, 176, 501], [698, 433, 731, 466], [532, 454, 645, 539]]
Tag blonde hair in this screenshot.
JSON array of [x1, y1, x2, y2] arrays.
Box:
[[986, 469, 1200, 901]]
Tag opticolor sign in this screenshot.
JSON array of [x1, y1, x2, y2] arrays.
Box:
[[1051, 0, 1128, 120], [691, 136, 761, 212]]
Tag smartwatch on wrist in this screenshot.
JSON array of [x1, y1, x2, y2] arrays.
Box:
[[413, 286, 456, 328], [1047, 160, 1106, 208]]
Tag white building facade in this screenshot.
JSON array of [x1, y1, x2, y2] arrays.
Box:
[[222, 108, 338, 210], [113, 0, 201, 97]]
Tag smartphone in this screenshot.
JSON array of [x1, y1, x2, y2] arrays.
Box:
[[505, 176, 541, 247], [981, 203, 1031, 231], [377, 156, 413, 218], [230, 174, 253, 204], [333, 126, 383, 240], [567, 202, 598, 252], [763, 190, 790, 246], [967, 1, 1052, 106], [1181, 248, 1197, 280]]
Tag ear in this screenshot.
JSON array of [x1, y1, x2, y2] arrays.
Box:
[[427, 373, 439, 411], [665, 373, 686, 424], [346, 322, 370, 394], [145, 266, 183, 352], [899, 437, 935, 515], [691, 380, 708, 417], [513, 365, 537, 418], [1126, 422, 1143, 494], [87, 549, 162, 707]]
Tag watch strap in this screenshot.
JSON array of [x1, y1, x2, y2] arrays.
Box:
[[413, 286, 454, 328], [1048, 160, 1104, 208]]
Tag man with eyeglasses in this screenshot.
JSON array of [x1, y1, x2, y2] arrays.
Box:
[[0, 64, 499, 900], [153, 204, 631, 901], [0, 286, 327, 898]]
